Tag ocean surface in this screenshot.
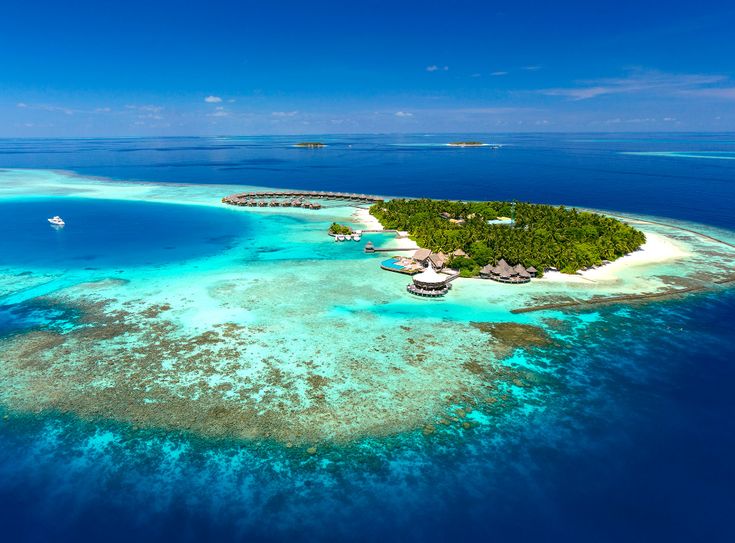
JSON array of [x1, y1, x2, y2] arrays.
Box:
[[0, 133, 734, 542]]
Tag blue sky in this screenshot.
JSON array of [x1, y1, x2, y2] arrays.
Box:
[[2, 0, 735, 136]]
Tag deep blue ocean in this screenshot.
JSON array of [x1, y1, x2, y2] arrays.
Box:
[[1, 133, 734, 542]]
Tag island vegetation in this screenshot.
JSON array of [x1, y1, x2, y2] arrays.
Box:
[[295, 142, 326, 148], [328, 222, 353, 235], [369, 199, 645, 276], [448, 141, 485, 147]]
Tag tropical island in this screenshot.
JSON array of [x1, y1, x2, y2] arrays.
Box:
[[328, 222, 353, 235], [447, 141, 486, 147], [369, 198, 646, 277], [295, 142, 326, 148]]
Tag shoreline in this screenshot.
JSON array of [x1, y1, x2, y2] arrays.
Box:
[[351, 206, 420, 250], [0, 168, 727, 288], [540, 231, 689, 284]]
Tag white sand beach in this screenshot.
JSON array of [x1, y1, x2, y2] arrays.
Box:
[[351, 206, 420, 250], [540, 231, 689, 284], [351, 206, 383, 230]]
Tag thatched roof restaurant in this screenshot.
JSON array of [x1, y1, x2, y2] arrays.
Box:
[[407, 263, 450, 297]]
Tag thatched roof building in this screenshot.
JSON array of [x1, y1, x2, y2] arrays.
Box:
[[407, 263, 450, 297], [428, 252, 447, 269], [412, 248, 432, 264], [479, 258, 534, 284]]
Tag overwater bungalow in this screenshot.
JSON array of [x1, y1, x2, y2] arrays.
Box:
[[407, 264, 450, 297], [479, 258, 535, 284]]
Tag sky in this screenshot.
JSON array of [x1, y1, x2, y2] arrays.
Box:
[[2, 0, 735, 136]]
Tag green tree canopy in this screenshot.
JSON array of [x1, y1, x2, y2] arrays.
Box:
[[369, 199, 645, 276]]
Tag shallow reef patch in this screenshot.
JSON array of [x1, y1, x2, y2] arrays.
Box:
[[0, 292, 555, 445]]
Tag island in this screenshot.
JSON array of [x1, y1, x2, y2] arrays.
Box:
[[295, 142, 326, 148], [328, 222, 353, 235], [447, 141, 486, 147], [369, 198, 646, 278]]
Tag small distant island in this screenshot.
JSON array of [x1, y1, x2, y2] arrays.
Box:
[[295, 142, 326, 148], [448, 141, 485, 147], [369, 199, 645, 277]]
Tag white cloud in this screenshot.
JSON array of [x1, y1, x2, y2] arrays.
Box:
[[204, 95, 223, 103], [604, 117, 658, 124], [426, 65, 449, 72], [126, 104, 163, 112], [522, 65, 541, 71], [539, 69, 728, 101], [491, 71, 508, 76], [452, 107, 522, 114], [395, 111, 413, 117], [682, 87, 735, 100], [207, 108, 230, 117], [271, 111, 298, 117], [16, 103, 74, 115]]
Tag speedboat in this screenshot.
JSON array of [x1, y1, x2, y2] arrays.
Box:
[[48, 215, 65, 226]]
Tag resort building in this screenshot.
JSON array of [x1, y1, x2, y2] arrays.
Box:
[[407, 263, 450, 297], [479, 258, 536, 284], [412, 248, 432, 266], [428, 252, 447, 270], [452, 249, 467, 258]]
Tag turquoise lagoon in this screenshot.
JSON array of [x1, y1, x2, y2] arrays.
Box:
[[1, 166, 735, 541]]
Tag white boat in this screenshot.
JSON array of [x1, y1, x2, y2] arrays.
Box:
[[48, 215, 65, 226], [336, 234, 345, 241], [352, 234, 361, 241]]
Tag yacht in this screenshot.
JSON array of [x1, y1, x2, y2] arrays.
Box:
[[48, 215, 65, 226], [336, 234, 345, 241], [352, 234, 361, 241]]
